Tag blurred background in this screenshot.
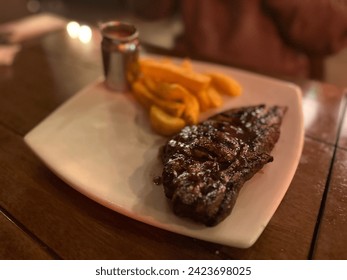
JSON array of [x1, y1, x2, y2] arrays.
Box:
[[1, 0, 347, 87]]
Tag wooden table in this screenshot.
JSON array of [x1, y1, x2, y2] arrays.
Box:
[[0, 22, 346, 260]]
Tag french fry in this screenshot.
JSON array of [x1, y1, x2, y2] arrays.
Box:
[[206, 72, 242, 96], [140, 58, 211, 93], [195, 89, 211, 112], [206, 86, 223, 108], [140, 79, 200, 125], [141, 78, 182, 103], [150, 105, 186, 136], [159, 57, 173, 64], [182, 94, 200, 125], [131, 81, 152, 110], [158, 83, 200, 125], [132, 80, 185, 117], [131, 57, 242, 137], [141, 76, 157, 93], [181, 58, 193, 72], [150, 83, 181, 101]]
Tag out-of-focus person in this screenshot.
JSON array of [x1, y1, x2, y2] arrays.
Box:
[[127, 0, 347, 78]]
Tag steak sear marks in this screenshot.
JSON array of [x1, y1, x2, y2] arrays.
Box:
[[161, 104, 287, 226]]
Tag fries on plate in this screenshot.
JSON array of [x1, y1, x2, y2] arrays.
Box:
[[130, 57, 242, 136]]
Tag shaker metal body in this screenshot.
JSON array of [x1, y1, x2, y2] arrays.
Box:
[[100, 21, 139, 92]]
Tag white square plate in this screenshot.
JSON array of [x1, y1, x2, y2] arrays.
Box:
[[24, 58, 304, 248]]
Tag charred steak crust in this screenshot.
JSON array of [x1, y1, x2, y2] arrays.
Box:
[[161, 104, 287, 226]]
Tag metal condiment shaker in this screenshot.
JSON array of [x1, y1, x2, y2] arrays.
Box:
[[100, 21, 140, 92]]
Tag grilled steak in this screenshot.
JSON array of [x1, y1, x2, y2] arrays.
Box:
[[161, 104, 287, 226]]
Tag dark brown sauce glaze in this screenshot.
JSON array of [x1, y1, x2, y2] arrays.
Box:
[[160, 104, 287, 226]]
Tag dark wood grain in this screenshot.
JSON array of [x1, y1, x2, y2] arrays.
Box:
[[298, 81, 346, 145], [0, 211, 54, 260], [313, 148, 347, 259]]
